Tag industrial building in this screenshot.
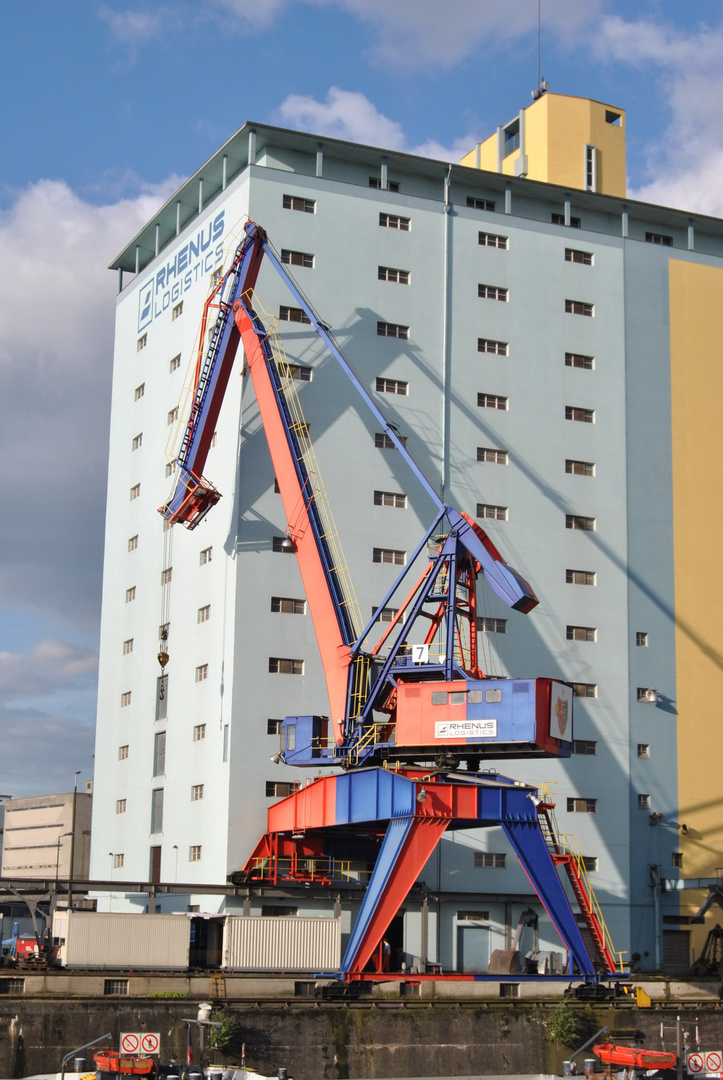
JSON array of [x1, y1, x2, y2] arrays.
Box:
[[91, 92, 723, 974]]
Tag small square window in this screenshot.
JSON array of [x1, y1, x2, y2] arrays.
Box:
[[573, 740, 597, 755], [473, 852, 506, 868], [137, 334, 147, 352], [477, 393, 508, 410], [198, 605, 211, 623], [637, 687, 658, 703], [636, 632, 648, 647], [113, 853, 125, 869], [379, 212, 410, 231], [199, 547, 212, 565], [638, 793, 651, 809], [567, 798, 597, 813], [478, 284, 508, 302], [572, 683, 597, 698], [122, 638, 134, 655], [132, 433, 143, 451], [582, 856, 598, 872], [477, 503, 508, 521], [565, 249, 593, 265], [478, 617, 507, 634], [637, 744, 650, 758], [378, 266, 410, 284], [478, 338, 508, 355], [120, 691, 132, 707], [283, 194, 315, 213], [566, 514, 596, 531], [566, 569, 596, 586], [104, 978, 128, 995], [565, 352, 594, 370], [552, 212, 581, 228], [271, 596, 306, 614], [281, 249, 315, 268], [118, 745, 129, 760], [130, 484, 141, 500], [268, 657, 304, 675], [373, 607, 402, 624], [191, 784, 204, 801], [565, 406, 595, 423], [267, 718, 282, 735], [279, 305, 311, 325], [566, 459, 595, 476], [128, 535, 138, 552], [167, 407, 179, 425], [567, 625, 596, 642], [373, 547, 406, 566], [161, 567, 172, 585], [116, 798, 127, 814], [125, 586, 136, 602], [478, 231, 507, 249], [165, 462, 174, 477], [374, 490, 407, 509], [672, 852, 683, 868], [467, 197, 496, 212], [376, 377, 408, 396], [134, 384, 145, 400], [170, 354, 181, 372], [565, 299, 594, 317], [172, 301, 183, 320], [374, 432, 406, 450], [195, 664, 208, 682], [377, 322, 409, 340], [193, 724, 206, 741], [646, 232, 673, 247], [189, 845, 202, 862], [477, 447, 508, 465]]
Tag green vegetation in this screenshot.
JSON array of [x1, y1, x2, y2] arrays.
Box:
[[543, 1001, 579, 1047]]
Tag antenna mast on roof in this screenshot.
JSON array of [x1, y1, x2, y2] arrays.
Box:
[[532, 0, 550, 100]]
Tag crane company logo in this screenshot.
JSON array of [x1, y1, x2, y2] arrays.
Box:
[[554, 694, 569, 737], [435, 719, 497, 739], [138, 210, 226, 333]]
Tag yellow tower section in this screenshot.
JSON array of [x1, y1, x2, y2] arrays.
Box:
[[461, 93, 626, 197], [669, 260, 723, 953]]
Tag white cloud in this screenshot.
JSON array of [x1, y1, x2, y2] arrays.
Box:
[[0, 703, 95, 798], [0, 639, 98, 698], [277, 88, 475, 161], [98, 4, 170, 46], [0, 176, 178, 629]]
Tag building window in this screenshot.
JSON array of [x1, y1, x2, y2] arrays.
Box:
[[120, 691, 132, 707], [283, 194, 315, 213], [374, 490, 407, 508], [573, 740, 597, 755], [637, 687, 658, 702], [373, 607, 401, 623], [646, 232, 673, 247], [479, 231, 507, 248], [503, 119, 520, 155], [379, 212, 410, 231], [369, 177, 400, 192], [266, 781, 301, 797], [130, 484, 141, 501], [113, 853, 125, 868], [638, 793, 651, 810], [636, 632, 648, 647], [193, 724, 206, 741], [565, 351, 594, 370], [582, 855, 598, 872], [122, 638, 134, 655], [281, 249, 314, 268], [125, 586, 136, 602], [118, 745, 129, 760], [378, 266, 410, 284], [189, 845, 202, 861], [377, 321, 409, 340], [104, 978, 128, 995], [478, 338, 508, 355], [167, 407, 179, 425], [278, 362, 312, 382], [271, 596, 306, 614], [165, 462, 174, 478], [567, 625, 597, 642], [376, 377, 408, 395], [116, 799, 127, 814], [199, 547, 212, 565], [477, 447, 508, 464], [478, 283, 508, 301], [572, 683, 597, 698], [269, 657, 304, 675], [565, 248, 594, 265], [151, 789, 164, 833], [128, 535, 138, 552], [272, 536, 295, 553], [468, 197, 496, 212], [153, 731, 165, 777], [134, 383, 145, 401], [161, 567, 172, 585], [170, 354, 181, 372], [172, 301, 183, 320], [191, 784, 204, 801], [565, 299, 594, 317], [566, 514, 595, 531], [155, 676, 168, 721], [672, 852, 683, 868], [478, 617, 507, 634], [552, 213, 581, 228], [477, 503, 508, 521], [373, 547, 406, 565], [567, 798, 597, 813], [638, 744, 650, 759], [137, 334, 147, 352], [566, 459, 595, 476], [267, 718, 282, 735], [279, 305, 311, 325], [0, 978, 25, 994], [473, 852, 506, 868], [375, 431, 406, 449], [477, 393, 508, 410], [565, 406, 594, 423], [585, 145, 597, 192], [198, 604, 211, 623], [131, 433, 143, 451], [195, 664, 208, 682], [566, 569, 596, 586]]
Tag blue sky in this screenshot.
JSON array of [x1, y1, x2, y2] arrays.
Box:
[[2, 0, 723, 797]]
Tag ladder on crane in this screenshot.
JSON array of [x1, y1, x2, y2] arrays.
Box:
[[536, 798, 622, 974]]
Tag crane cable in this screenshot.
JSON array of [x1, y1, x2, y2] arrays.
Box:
[[158, 522, 173, 698]]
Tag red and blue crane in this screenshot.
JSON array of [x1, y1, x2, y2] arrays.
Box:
[[160, 220, 616, 981]]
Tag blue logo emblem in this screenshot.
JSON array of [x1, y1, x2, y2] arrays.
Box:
[[138, 281, 154, 332]]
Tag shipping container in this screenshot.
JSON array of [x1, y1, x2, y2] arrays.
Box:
[[223, 916, 341, 972], [54, 911, 190, 969]]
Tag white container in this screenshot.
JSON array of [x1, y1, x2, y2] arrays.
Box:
[[60, 911, 190, 969], [223, 916, 341, 972]]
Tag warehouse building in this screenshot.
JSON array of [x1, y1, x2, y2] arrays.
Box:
[[91, 92, 723, 973]]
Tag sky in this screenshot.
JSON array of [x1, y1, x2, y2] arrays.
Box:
[[2, 0, 723, 798]]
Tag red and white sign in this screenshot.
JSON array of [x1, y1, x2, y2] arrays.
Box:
[[688, 1054, 705, 1074], [706, 1052, 723, 1074], [120, 1034, 140, 1054], [140, 1034, 161, 1055]]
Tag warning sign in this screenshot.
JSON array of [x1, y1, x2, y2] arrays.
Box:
[[706, 1052, 723, 1074], [140, 1034, 160, 1055], [120, 1034, 140, 1054]]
